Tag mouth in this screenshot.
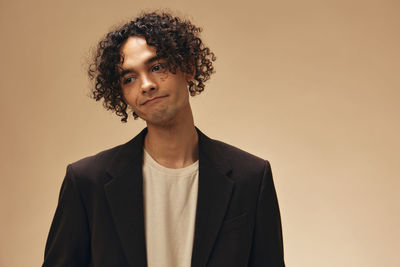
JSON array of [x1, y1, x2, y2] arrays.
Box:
[[141, 95, 168, 105]]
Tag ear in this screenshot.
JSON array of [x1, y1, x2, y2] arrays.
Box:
[[185, 60, 196, 83], [185, 73, 195, 83], [184, 65, 195, 82]]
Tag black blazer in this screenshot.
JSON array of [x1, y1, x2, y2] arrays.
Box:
[[43, 128, 285, 267]]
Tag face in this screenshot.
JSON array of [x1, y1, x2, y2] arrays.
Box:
[[119, 36, 193, 126]]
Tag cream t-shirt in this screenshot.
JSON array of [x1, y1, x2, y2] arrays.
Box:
[[142, 149, 199, 267]]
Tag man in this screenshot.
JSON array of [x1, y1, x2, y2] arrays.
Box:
[[43, 11, 285, 267]]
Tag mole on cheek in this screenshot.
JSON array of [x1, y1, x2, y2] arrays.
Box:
[[160, 73, 169, 81]]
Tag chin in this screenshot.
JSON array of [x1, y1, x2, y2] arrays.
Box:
[[145, 112, 176, 126]]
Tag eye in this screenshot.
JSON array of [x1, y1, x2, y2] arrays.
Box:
[[123, 76, 135, 85], [152, 63, 166, 72]]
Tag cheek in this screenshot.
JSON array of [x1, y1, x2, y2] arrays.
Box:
[[159, 72, 168, 82], [122, 88, 138, 106]]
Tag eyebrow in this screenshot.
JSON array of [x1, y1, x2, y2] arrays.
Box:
[[119, 55, 163, 78]]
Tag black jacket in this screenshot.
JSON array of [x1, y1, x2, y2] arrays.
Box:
[[43, 128, 285, 267]]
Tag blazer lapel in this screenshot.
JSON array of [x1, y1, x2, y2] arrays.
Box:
[[104, 128, 148, 267], [191, 129, 234, 267]]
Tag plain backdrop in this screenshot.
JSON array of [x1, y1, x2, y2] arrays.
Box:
[[0, 0, 399, 266]]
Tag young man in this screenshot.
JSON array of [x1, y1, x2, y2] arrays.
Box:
[[43, 11, 285, 267]]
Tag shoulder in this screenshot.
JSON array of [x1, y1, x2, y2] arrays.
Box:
[[199, 131, 270, 179], [65, 143, 125, 186], [213, 138, 269, 167], [202, 136, 274, 192], [65, 128, 146, 184], [212, 139, 266, 163], [69, 144, 122, 173]]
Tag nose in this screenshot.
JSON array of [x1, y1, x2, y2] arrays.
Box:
[[140, 73, 158, 94]]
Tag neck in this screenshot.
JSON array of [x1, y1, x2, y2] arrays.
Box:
[[144, 107, 198, 169]]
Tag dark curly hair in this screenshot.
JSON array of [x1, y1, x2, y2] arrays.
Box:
[[88, 11, 216, 122]]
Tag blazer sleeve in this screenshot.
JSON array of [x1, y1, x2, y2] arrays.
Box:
[[248, 161, 285, 267], [43, 165, 91, 267]]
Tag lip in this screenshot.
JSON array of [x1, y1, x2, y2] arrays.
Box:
[[141, 95, 168, 105]]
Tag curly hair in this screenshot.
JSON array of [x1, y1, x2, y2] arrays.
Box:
[[88, 11, 216, 122]]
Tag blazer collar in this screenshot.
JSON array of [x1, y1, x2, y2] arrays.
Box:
[[104, 127, 234, 267]]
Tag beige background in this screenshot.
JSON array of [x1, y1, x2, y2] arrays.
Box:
[[1, 0, 399, 266]]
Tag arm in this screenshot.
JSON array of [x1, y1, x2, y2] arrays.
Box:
[[248, 161, 285, 267], [43, 165, 90, 267]]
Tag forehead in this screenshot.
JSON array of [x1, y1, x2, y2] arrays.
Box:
[[120, 36, 157, 68]]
